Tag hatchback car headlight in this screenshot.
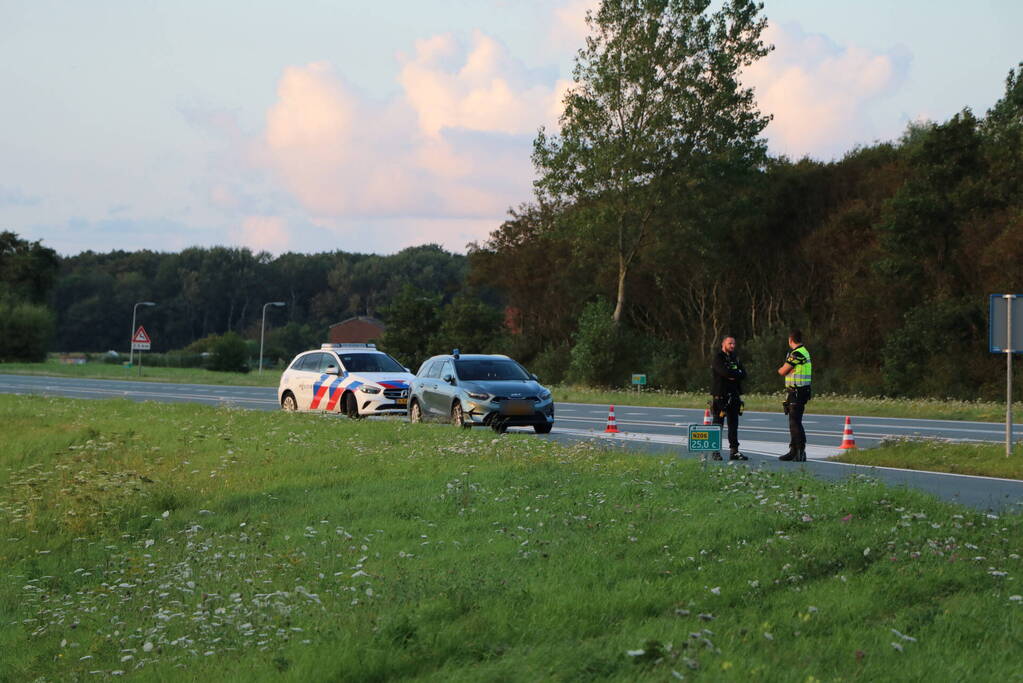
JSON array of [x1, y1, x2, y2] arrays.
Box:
[[467, 391, 490, 400], [538, 389, 552, 401], [358, 385, 381, 394]]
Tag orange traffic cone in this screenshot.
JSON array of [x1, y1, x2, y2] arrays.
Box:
[[839, 416, 857, 449], [703, 408, 712, 425], [605, 405, 620, 433]]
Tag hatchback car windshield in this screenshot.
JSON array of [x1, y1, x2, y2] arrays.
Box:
[[455, 359, 530, 381], [339, 353, 405, 373]]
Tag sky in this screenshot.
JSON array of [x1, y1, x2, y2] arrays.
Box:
[[1, 0, 1020, 257]]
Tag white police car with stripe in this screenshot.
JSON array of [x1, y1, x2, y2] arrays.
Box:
[[278, 343, 414, 418]]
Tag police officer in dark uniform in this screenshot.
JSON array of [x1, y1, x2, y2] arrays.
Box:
[[778, 329, 812, 461], [710, 335, 748, 461]]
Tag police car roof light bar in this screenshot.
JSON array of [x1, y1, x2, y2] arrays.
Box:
[[321, 343, 377, 350]]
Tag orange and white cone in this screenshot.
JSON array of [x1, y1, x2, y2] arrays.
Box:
[[605, 405, 620, 434], [839, 416, 857, 449], [703, 408, 712, 425]]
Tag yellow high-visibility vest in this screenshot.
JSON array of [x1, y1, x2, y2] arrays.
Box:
[[785, 346, 812, 388]]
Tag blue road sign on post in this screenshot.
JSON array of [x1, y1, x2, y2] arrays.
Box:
[[990, 295, 1023, 353], [989, 294, 1021, 458], [688, 425, 721, 452]]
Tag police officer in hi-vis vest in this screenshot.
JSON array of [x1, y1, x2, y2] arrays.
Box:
[[777, 329, 811, 462]]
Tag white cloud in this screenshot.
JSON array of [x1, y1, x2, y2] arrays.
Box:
[[744, 22, 911, 160], [550, 0, 598, 47], [233, 215, 291, 254], [257, 31, 568, 249]]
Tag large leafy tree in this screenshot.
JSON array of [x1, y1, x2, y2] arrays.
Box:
[[532, 0, 771, 322]]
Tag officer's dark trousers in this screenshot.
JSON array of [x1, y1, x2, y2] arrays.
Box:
[[787, 386, 811, 451], [712, 394, 740, 452]]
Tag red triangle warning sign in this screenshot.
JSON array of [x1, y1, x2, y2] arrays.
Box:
[[132, 326, 151, 344]]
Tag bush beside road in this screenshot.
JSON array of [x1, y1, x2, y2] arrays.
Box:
[[1, 395, 1021, 680]]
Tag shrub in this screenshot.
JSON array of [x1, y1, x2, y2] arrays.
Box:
[[0, 297, 55, 362], [568, 299, 622, 386], [207, 332, 249, 373]]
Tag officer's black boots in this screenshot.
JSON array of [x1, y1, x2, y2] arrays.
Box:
[[779, 449, 807, 462], [729, 451, 748, 461], [711, 451, 723, 461]]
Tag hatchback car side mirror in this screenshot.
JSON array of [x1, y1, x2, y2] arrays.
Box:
[[443, 374, 456, 385], [325, 365, 340, 375]]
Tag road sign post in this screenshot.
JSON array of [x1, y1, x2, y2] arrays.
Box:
[[131, 326, 152, 377], [688, 424, 721, 459], [990, 294, 1022, 457]]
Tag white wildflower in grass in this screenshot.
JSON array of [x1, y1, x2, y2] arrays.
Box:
[[627, 649, 645, 657], [989, 570, 1008, 577], [863, 547, 871, 556], [801, 514, 813, 523], [710, 587, 721, 595], [891, 642, 904, 652], [1009, 595, 1022, 602], [763, 632, 773, 640], [143, 642, 153, 652], [891, 629, 917, 642], [162, 511, 170, 519]]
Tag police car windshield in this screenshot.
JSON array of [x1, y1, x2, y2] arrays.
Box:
[[339, 353, 404, 373], [455, 359, 530, 381]]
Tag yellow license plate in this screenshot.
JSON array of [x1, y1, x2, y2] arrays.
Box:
[[396, 398, 408, 406]]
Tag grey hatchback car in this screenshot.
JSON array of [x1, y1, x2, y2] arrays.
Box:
[[408, 351, 554, 433]]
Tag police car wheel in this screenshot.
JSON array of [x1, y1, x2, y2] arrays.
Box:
[[451, 403, 471, 429], [409, 400, 423, 423], [343, 392, 362, 419], [281, 393, 298, 412]]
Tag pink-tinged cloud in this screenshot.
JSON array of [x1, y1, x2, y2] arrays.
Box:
[[399, 31, 568, 137], [550, 0, 599, 46], [259, 32, 568, 238], [744, 22, 911, 160], [233, 215, 291, 253]]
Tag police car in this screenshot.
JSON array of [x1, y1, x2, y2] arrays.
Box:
[[278, 343, 414, 418]]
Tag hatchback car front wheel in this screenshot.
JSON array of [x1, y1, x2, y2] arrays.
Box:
[[409, 399, 423, 423], [451, 402, 471, 429]]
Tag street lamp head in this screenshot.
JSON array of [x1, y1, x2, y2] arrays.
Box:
[[140, 301, 156, 307], [272, 301, 286, 307]]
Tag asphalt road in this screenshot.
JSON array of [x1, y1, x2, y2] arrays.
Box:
[[2, 373, 1020, 512]]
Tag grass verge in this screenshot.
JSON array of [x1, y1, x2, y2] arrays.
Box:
[[1, 395, 1021, 681], [832, 439, 1023, 479], [0, 360, 280, 387]]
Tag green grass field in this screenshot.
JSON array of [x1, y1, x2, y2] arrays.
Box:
[[0, 360, 281, 387], [1, 395, 1021, 681], [0, 361, 1011, 421], [833, 439, 1023, 479]]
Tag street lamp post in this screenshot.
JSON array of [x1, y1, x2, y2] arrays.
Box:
[[259, 301, 286, 374], [129, 301, 156, 366]]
